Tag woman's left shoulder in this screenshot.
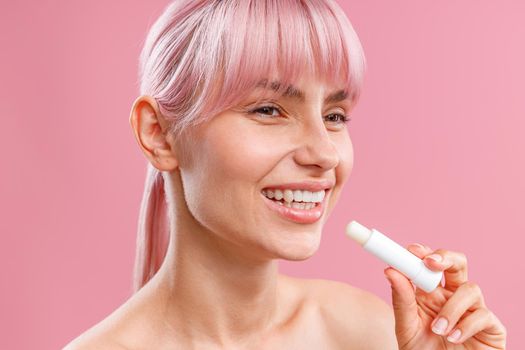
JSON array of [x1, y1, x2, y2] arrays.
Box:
[[288, 276, 398, 349]]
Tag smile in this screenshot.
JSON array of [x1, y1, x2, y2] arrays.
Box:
[[260, 189, 329, 224], [261, 188, 325, 210]]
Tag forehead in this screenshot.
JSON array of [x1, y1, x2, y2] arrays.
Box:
[[254, 78, 349, 104]]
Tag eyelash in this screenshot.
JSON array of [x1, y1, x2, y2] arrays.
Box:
[[249, 105, 351, 124]]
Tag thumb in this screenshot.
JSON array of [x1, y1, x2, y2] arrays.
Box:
[[384, 267, 420, 337]]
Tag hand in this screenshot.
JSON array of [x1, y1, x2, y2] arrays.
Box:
[[383, 244, 506, 349]]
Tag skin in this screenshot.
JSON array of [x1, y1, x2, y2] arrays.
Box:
[[64, 74, 506, 349], [385, 244, 507, 349]]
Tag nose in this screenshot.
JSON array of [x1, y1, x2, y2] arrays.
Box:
[[293, 120, 340, 171]]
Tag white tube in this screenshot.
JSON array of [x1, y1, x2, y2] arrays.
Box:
[[345, 220, 443, 293]]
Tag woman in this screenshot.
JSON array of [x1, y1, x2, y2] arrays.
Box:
[[65, 0, 506, 348]]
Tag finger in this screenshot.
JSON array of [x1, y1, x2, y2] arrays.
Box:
[[384, 267, 419, 336], [407, 243, 446, 295], [406, 243, 433, 259], [429, 281, 485, 337], [444, 308, 502, 345], [422, 249, 468, 291]]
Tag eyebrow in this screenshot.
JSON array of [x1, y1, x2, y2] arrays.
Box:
[[255, 79, 349, 104]]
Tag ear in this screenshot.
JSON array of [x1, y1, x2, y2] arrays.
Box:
[[129, 95, 179, 171]]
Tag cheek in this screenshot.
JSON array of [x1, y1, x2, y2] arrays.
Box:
[[336, 134, 354, 181], [188, 121, 300, 251], [183, 118, 285, 231], [325, 135, 353, 213], [204, 126, 280, 186]]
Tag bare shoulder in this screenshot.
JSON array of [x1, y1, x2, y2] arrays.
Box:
[[63, 333, 128, 350], [61, 294, 145, 350], [61, 313, 132, 350], [288, 276, 398, 349]]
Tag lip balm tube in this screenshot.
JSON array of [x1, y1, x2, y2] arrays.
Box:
[[345, 220, 443, 293]]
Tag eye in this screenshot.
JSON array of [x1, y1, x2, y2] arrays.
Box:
[[248, 105, 351, 125], [249, 105, 282, 118], [325, 113, 351, 125]]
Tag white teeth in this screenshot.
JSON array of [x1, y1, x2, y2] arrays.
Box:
[[263, 188, 326, 203], [283, 201, 314, 209], [283, 189, 294, 203], [302, 191, 312, 202], [291, 202, 302, 209]]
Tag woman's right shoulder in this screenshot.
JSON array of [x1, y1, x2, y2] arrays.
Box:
[[61, 296, 144, 350], [62, 330, 129, 350]]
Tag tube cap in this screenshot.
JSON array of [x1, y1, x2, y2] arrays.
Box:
[[345, 220, 372, 245]]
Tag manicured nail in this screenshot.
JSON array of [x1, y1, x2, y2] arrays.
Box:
[[409, 243, 425, 250], [432, 317, 448, 335], [447, 329, 462, 342], [426, 254, 443, 263]]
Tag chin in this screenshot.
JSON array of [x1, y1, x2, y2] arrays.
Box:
[[281, 251, 318, 261], [275, 235, 321, 261]]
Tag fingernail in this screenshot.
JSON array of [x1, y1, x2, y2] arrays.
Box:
[[426, 254, 443, 263], [432, 317, 448, 335], [447, 329, 462, 342], [409, 243, 425, 250]]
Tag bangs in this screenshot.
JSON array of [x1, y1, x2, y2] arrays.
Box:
[[199, 0, 366, 123], [139, 0, 366, 138]]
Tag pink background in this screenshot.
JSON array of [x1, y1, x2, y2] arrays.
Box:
[[1, 0, 522, 348]]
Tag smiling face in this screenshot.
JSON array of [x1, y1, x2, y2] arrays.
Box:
[[172, 73, 355, 261]]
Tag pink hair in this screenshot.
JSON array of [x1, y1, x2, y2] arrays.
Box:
[[133, 0, 367, 292]]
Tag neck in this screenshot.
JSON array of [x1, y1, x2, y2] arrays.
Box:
[[150, 218, 285, 346]]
